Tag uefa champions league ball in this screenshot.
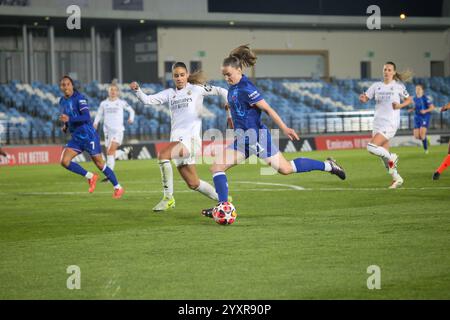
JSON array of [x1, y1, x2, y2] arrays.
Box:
[[212, 202, 237, 225]]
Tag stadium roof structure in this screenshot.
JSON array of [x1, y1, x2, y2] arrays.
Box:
[[0, 0, 450, 30]]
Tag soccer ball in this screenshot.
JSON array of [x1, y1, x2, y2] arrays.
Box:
[[212, 202, 237, 225]]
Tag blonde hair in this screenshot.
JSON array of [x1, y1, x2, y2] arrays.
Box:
[[188, 70, 207, 85], [394, 70, 413, 82], [109, 83, 119, 90], [223, 44, 257, 69], [385, 61, 413, 82]]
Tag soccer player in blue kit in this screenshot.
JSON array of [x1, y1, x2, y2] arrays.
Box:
[[408, 84, 435, 153], [202, 45, 346, 217], [59, 76, 124, 198]]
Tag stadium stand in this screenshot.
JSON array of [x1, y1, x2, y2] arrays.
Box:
[[1, 77, 449, 144]]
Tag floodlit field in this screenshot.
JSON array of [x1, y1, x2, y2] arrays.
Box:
[[1, 146, 449, 299]]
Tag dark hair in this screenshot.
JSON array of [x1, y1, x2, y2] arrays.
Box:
[[171, 61, 206, 85], [384, 61, 413, 82], [60, 75, 74, 85], [385, 61, 397, 70], [416, 83, 426, 90], [172, 62, 188, 72], [223, 44, 257, 70]]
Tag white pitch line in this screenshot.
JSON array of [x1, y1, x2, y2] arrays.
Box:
[[0, 189, 289, 196], [0, 180, 186, 186], [1, 186, 450, 196], [112, 285, 121, 298], [235, 181, 305, 190], [1, 180, 448, 193], [303, 186, 450, 191], [236, 181, 450, 191]]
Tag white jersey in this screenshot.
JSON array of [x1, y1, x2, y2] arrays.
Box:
[[94, 98, 135, 132], [365, 80, 410, 128], [134, 82, 228, 141]]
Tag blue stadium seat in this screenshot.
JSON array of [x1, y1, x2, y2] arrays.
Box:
[[1, 77, 449, 141]]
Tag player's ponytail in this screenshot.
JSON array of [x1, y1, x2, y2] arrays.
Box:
[[188, 70, 207, 85], [394, 69, 413, 82], [386, 61, 413, 83], [223, 44, 257, 69]]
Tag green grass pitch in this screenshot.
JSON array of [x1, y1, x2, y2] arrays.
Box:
[[1, 145, 449, 299]]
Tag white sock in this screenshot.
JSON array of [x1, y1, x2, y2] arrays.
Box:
[[159, 160, 173, 198], [115, 149, 125, 159], [195, 180, 219, 201], [380, 157, 390, 171], [324, 161, 332, 172], [114, 184, 122, 189], [367, 143, 391, 160], [107, 155, 115, 170], [85, 172, 94, 179], [290, 161, 298, 173], [391, 169, 401, 180]]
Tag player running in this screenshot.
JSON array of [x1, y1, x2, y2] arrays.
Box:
[[93, 83, 135, 181], [202, 45, 346, 217], [359, 61, 413, 189], [130, 62, 229, 212], [407, 84, 435, 154], [432, 102, 450, 180], [59, 76, 124, 198]]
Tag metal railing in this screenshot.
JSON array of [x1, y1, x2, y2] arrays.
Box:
[[1, 111, 449, 145], [276, 111, 450, 134]]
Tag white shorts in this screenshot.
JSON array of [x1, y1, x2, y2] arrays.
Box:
[[170, 134, 201, 167], [372, 122, 398, 140], [105, 129, 124, 148]]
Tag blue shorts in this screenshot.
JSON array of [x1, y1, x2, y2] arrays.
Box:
[[228, 128, 279, 159], [66, 128, 102, 156], [414, 115, 430, 129]]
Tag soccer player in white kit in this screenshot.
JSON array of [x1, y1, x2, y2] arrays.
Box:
[[93, 84, 135, 181], [359, 62, 413, 188], [130, 62, 229, 211]]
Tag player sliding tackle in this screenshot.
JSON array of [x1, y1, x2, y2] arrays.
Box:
[[202, 45, 346, 218]]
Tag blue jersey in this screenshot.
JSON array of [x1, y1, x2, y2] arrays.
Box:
[[59, 91, 101, 156], [413, 95, 432, 117], [59, 91, 92, 134], [226, 75, 278, 159], [227, 75, 265, 131]]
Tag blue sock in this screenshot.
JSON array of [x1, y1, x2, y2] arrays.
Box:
[[102, 165, 119, 187], [213, 172, 228, 202], [291, 157, 325, 172], [67, 161, 88, 177], [422, 138, 428, 150]]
